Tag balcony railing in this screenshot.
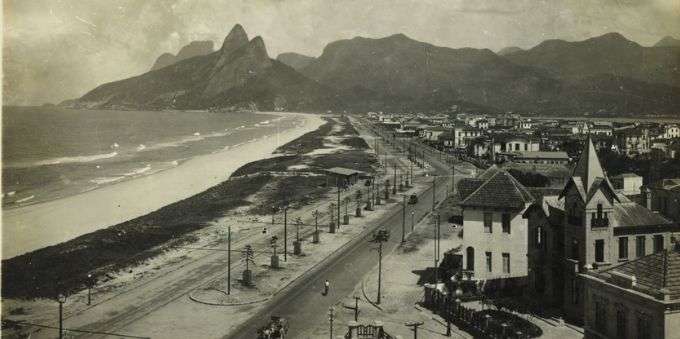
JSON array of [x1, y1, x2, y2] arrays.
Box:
[[591, 218, 609, 228]]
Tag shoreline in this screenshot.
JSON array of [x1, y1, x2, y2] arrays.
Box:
[[1, 112, 324, 259]]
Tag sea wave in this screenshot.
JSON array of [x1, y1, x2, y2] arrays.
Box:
[[32, 151, 119, 166], [16, 195, 35, 203], [90, 176, 125, 185], [142, 130, 233, 151], [124, 165, 152, 176]]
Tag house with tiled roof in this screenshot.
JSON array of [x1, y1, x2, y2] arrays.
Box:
[[457, 166, 535, 282], [581, 249, 680, 339], [644, 178, 680, 223], [523, 137, 680, 324]]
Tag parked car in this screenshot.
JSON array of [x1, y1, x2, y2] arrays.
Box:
[[408, 194, 418, 204]]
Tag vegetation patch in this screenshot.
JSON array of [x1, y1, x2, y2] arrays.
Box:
[[2, 174, 272, 299]]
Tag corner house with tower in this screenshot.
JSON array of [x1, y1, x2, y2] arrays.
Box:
[[458, 137, 680, 337]]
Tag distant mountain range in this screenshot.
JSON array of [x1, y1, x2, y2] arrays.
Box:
[[150, 41, 214, 71], [65, 26, 680, 116]]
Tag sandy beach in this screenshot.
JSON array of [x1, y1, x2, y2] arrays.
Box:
[[1, 112, 324, 259]]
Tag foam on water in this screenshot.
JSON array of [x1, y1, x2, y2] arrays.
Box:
[[31, 151, 119, 167], [90, 176, 125, 185], [124, 165, 152, 176]]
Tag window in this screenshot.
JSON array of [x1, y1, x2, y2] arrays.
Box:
[[502, 253, 510, 274], [654, 235, 664, 253], [616, 309, 627, 338], [484, 212, 493, 233], [485, 252, 492, 272], [595, 239, 604, 263], [524, 144, 528, 151], [636, 236, 646, 257], [619, 237, 628, 259], [597, 203, 603, 219], [466, 247, 475, 271], [502, 213, 511, 234], [535, 226, 542, 249]]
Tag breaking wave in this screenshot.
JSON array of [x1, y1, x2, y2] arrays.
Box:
[[33, 152, 119, 166]]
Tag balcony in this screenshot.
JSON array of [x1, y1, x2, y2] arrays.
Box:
[[591, 218, 609, 228]]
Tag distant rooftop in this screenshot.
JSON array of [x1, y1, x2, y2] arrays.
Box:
[[595, 249, 680, 300]]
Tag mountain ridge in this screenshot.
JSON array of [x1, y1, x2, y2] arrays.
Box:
[[65, 28, 680, 116], [150, 40, 214, 71]]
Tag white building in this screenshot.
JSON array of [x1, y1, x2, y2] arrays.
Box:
[[458, 167, 535, 281]]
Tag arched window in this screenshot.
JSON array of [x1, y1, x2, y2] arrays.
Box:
[[466, 247, 475, 271]]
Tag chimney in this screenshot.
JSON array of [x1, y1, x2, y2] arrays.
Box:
[[645, 187, 653, 210]]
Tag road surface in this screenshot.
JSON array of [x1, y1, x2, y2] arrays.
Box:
[[227, 120, 471, 338]]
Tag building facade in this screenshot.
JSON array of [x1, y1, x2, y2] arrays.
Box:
[[458, 167, 534, 282], [581, 250, 680, 339], [526, 138, 680, 323]]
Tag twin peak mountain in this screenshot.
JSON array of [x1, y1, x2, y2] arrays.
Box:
[[70, 24, 680, 115]]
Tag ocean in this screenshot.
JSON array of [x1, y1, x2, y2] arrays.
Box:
[[2, 106, 285, 208]]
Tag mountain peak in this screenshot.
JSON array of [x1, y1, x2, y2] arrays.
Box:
[[221, 24, 249, 54], [248, 36, 269, 59], [388, 33, 410, 40], [590, 32, 637, 46], [655, 36, 680, 47]]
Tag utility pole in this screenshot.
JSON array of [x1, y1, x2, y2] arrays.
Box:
[[432, 176, 437, 211], [405, 321, 424, 339], [451, 161, 455, 194], [434, 214, 441, 284], [284, 208, 288, 261], [57, 294, 66, 339], [328, 307, 335, 339], [337, 179, 341, 230], [227, 225, 232, 294], [343, 296, 361, 321], [402, 195, 406, 243], [393, 164, 397, 194]]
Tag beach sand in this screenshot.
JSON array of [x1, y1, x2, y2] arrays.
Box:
[[1, 112, 324, 259]]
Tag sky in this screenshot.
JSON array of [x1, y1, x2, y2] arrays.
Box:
[[3, 0, 680, 106]]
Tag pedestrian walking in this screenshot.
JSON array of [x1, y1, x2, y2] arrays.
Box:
[[323, 279, 330, 296]]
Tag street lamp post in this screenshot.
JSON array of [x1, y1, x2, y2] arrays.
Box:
[[57, 293, 66, 339], [402, 195, 406, 243], [86, 274, 93, 305], [284, 207, 288, 261], [372, 229, 390, 304], [411, 211, 415, 231]]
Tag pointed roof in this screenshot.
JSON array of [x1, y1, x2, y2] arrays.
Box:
[[572, 136, 606, 191], [459, 167, 535, 209]]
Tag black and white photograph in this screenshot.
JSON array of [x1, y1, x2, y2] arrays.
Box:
[[2, 1, 680, 338]]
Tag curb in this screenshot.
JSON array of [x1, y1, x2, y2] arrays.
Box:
[[188, 289, 269, 306], [360, 279, 383, 311]]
